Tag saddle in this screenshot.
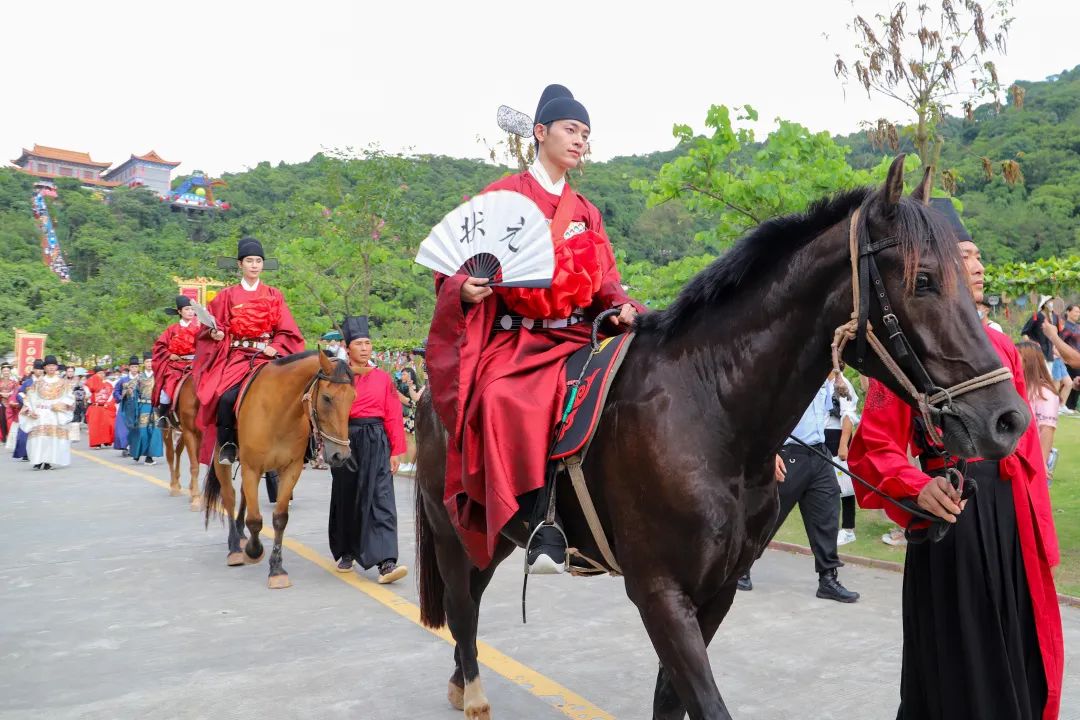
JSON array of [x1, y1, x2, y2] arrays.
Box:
[[545, 332, 634, 576]]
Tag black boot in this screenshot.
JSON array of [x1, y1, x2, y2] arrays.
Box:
[[264, 471, 279, 503], [155, 403, 171, 428], [817, 568, 859, 603], [217, 426, 237, 465]]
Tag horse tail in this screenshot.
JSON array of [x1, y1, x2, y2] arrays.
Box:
[[202, 464, 220, 529], [415, 483, 446, 629]]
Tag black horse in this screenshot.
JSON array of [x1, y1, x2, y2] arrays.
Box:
[[413, 156, 1030, 719]]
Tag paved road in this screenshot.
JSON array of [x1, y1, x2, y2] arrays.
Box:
[[1, 447, 1076, 720]]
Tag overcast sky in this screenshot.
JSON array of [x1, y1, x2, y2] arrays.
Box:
[[2, 0, 1078, 176]]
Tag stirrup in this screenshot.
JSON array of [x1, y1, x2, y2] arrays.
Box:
[[523, 522, 568, 576], [217, 441, 238, 465]]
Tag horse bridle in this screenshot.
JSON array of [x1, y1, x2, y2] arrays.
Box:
[[301, 369, 352, 451], [831, 207, 1013, 447]]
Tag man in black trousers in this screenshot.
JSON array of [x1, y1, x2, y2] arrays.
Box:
[[738, 378, 859, 602]]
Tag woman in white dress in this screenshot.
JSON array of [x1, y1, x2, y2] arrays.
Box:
[[21, 355, 75, 470]]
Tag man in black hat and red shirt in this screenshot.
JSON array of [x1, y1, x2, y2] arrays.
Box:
[[152, 295, 201, 425], [329, 315, 408, 584], [427, 84, 643, 574]]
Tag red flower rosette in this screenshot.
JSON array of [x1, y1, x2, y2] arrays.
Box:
[[497, 229, 604, 319]]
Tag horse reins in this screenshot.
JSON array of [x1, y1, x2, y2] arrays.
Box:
[[301, 369, 352, 451], [830, 207, 1012, 446]]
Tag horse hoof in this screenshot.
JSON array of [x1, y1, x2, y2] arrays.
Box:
[[226, 552, 245, 566], [244, 549, 264, 564], [267, 574, 292, 590], [168, 487, 181, 497], [189, 497, 202, 512], [447, 681, 464, 711], [464, 701, 491, 720]]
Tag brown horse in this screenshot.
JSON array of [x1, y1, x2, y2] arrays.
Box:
[[203, 350, 355, 589], [164, 374, 202, 511], [413, 157, 1031, 719]]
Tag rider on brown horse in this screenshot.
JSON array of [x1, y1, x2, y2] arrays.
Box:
[[152, 295, 200, 427], [194, 237, 304, 465], [426, 84, 644, 574]]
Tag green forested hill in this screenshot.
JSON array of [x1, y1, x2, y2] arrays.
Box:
[[5, 65, 1080, 359]]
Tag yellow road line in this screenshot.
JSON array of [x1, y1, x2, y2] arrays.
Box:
[[74, 450, 615, 720]]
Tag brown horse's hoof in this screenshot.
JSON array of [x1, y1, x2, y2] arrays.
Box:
[[226, 552, 245, 566], [189, 497, 202, 512], [464, 701, 491, 720], [168, 487, 181, 497], [447, 681, 464, 711], [244, 548, 264, 564], [267, 574, 292, 590]]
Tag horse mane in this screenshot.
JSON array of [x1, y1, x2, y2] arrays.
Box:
[[272, 349, 355, 381], [635, 186, 958, 340]]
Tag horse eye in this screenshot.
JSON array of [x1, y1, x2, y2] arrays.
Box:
[[322, 394, 331, 403], [915, 273, 932, 292]]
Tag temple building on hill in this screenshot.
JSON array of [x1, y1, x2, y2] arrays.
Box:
[[12, 144, 119, 188], [10, 144, 181, 196], [102, 150, 181, 195]]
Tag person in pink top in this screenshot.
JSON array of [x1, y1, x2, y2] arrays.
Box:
[[328, 315, 408, 584]]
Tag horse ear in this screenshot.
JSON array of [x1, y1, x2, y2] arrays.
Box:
[[318, 346, 334, 374], [882, 154, 906, 206], [911, 165, 933, 205]]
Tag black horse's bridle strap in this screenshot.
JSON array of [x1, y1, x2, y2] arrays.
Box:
[[831, 207, 1013, 447]]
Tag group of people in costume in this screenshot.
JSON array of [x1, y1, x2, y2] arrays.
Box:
[[0, 81, 1064, 718]]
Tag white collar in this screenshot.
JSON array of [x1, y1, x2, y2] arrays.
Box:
[[240, 278, 261, 291], [179, 319, 192, 328], [528, 161, 566, 196]]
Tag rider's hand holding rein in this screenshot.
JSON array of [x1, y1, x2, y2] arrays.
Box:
[[262, 346, 278, 358], [609, 303, 638, 327], [917, 475, 966, 523]]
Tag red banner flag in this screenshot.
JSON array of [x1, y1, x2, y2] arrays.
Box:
[[14, 329, 47, 377]]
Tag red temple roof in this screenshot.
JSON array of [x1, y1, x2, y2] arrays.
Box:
[[132, 150, 180, 167], [13, 144, 112, 168]]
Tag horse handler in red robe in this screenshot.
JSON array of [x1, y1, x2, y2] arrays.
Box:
[[848, 199, 1063, 720], [194, 237, 304, 465], [152, 295, 201, 425], [427, 84, 644, 574]]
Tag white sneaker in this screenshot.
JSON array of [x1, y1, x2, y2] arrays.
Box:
[[1059, 407, 1075, 415], [881, 530, 907, 547], [837, 529, 856, 546]]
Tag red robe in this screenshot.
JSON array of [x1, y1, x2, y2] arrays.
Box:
[[427, 172, 643, 568], [152, 320, 200, 407], [0, 377, 17, 441], [193, 282, 304, 461], [84, 374, 116, 448], [848, 328, 1063, 719]]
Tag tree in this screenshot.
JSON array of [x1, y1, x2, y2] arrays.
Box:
[[638, 104, 882, 251], [834, 0, 1017, 187]]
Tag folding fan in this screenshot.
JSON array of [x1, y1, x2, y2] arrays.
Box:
[[414, 190, 554, 288]]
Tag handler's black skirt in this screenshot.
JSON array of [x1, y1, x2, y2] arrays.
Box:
[[328, 417, 398, 569], [897, 461, 1046, 720]]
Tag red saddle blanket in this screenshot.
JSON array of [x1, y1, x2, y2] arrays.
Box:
[[550, 333, 634, 461]]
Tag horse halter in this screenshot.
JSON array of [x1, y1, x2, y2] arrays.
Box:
[[301, 368, 352, 451], [831, 207, 1013, 446]]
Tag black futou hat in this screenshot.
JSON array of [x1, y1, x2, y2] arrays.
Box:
[[929, 198, 972, 242], [43, 355, 58, 366], [143, 351, 152, 360], [534, 84, 590, 129], [165, 295, 193, 315], [128, 355, 140, 365], [237, 236, 264, 260], [33, 359, 44, 370], [341, 316, 371, 345]]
